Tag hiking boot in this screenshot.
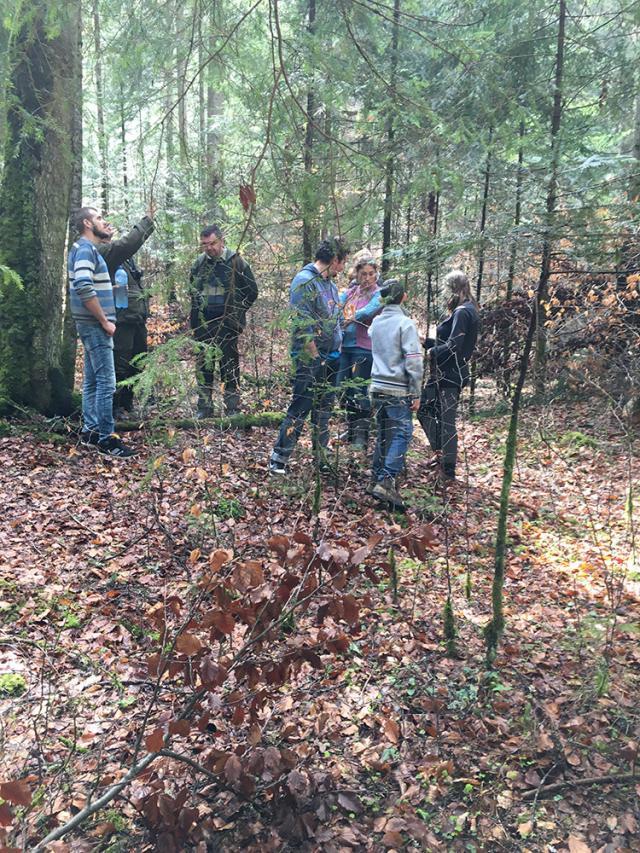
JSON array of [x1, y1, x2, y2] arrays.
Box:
[[97, 434, 137, 459], [372, 477, 405, 510], [268, 458, 287, 475], [80, 429, 100, 447]]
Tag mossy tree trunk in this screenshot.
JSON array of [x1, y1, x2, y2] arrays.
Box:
[[61, 2, 83, 392], [0, 0, 80, 414]]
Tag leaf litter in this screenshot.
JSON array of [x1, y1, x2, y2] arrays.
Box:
[[0, 368, 638, 851]]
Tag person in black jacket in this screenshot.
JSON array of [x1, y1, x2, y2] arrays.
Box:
[[418, 270, 479, 480], [97, 209, 155, 418], [189, 225, 258, 417]]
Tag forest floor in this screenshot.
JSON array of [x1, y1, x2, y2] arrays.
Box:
[[1, 313, 639, 853]]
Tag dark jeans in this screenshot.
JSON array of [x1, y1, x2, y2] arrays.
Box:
[[113, 320, 147, 411], [419, 383, 460, 476], [338, 347, 373, 419], [271, 356, 340, 464], [76, 321, 116, 440], [371, 394, 413, 482], [192, 316, 240, 402]]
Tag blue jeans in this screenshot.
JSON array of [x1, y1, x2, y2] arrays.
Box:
[[371, 394, 413, 482], [271, 355, 339, 463], [338, 347, 373, 419], [76, 322, 116, 439]]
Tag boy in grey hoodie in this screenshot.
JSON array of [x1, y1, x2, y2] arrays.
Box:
[[368, 279, 423, 508]]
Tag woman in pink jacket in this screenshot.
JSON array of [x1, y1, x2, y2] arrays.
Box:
[[338, 256, 382, 450]]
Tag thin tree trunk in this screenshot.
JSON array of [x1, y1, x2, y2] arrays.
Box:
[[425, 190, 439, 328], [501, 120, 525, 396], [475, 127, 493, 302], [92, 0, 109, 213], [119, 83, 129, 218], [302, 0, 316, 264], [206, 1, 224, 214], [632, 69, 640, 202], [485, 0, 566, 662], [177, 1, 188, 169], [381, 0, 400, 273], [198, 11, 206, 202], [469, 129, 493, 413], [534, 1, 565, 397], [506, 122, 525, 302]]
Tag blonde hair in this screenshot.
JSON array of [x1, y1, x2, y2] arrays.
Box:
[[445, 269, 476, 311]]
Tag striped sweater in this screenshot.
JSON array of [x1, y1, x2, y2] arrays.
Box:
[[68, 237, 115, 323], [368, 305, 423, 398]]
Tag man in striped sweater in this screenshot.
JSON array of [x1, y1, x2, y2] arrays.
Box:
[[368, 279, 423, 509], [68, 207, 136, 458]]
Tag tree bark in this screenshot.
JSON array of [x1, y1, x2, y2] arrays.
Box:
[[381, 0, 400, 273], [0, 0, 80, 414], [61, 3, 84, 392]]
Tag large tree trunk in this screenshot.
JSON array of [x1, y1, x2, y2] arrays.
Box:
[[381, 0, 400, 273], [61, 3, 83, 392], [0, 0, 79, 414]]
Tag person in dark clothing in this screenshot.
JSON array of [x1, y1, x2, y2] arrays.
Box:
[[189, 225, 258, 417], [269, 237, 349, 474], [418, 270, 479, 480], [96, 210, 155, 417]]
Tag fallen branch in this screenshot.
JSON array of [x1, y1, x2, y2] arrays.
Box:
[[522, 771, 637, 801], [31, 752, 158, 852]]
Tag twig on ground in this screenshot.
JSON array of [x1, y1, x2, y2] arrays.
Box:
[[522, 771, 637, 800]]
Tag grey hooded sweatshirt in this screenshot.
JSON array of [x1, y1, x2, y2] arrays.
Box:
[[368, 304, 423, 398]]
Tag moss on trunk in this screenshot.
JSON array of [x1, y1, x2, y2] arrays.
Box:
[[0, 1, 80, 415]]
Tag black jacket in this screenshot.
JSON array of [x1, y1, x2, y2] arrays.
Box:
[[97, 215, 155, 323], [189, 247, 258, 332], [428, 300, 479, 388]]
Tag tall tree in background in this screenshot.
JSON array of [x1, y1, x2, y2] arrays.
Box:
[[92, 0, 109, 213], [302, 0, 317, 263], [0, 0, 80, 414], [381, 0, 400, 273]]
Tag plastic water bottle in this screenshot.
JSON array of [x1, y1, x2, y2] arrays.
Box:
[[114, 266, 129, 309]]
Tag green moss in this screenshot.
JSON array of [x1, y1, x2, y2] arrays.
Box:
[[558, 430, 598, 450], [0, 673, 27, 696]]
